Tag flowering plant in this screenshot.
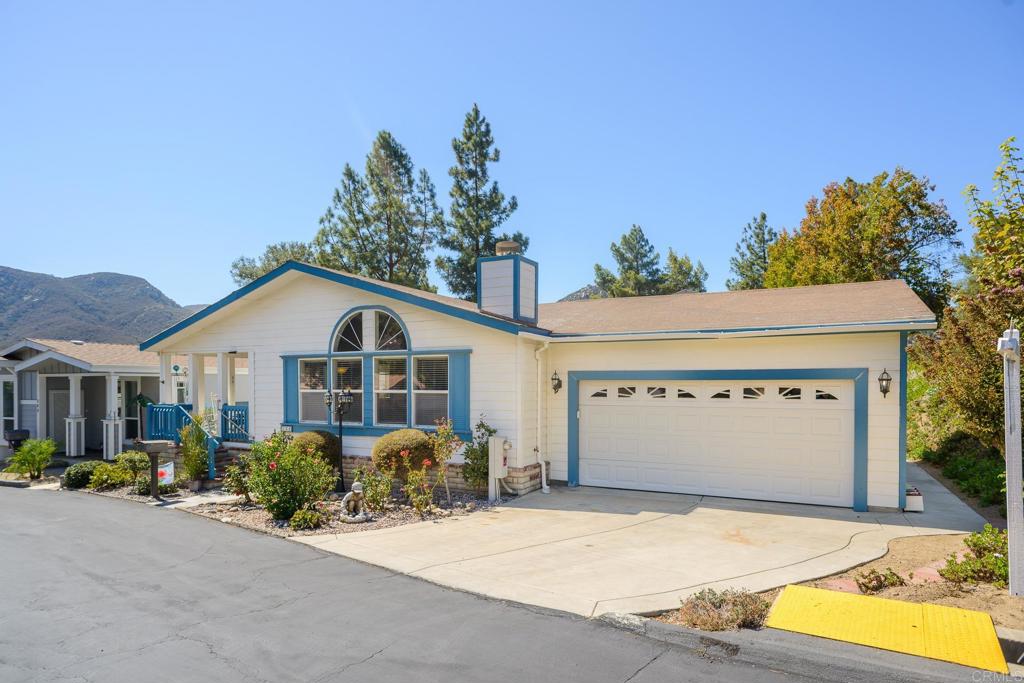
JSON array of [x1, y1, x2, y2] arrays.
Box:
[[247, 431, 336, 520]]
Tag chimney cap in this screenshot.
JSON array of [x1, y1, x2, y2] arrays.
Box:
[[495, 240, 521, 256]]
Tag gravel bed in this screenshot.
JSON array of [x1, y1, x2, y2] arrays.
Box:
[[82, 485, 191, 504], [189, 492, 495, 537]]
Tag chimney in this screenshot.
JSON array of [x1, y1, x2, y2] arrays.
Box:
[[477, 241, 538, 323]]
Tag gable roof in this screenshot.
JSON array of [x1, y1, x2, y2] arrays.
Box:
[[2, 338, 159, 371], [139, 260, 936, 350]]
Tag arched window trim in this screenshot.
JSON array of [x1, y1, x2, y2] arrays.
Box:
[[327, 305, 413, 357], [333, 311, 364, 352]]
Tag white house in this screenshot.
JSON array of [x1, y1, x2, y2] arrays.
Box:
[[138, 246, 935, 511]]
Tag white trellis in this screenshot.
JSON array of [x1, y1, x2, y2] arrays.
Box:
[[998, 324, 1023, 596]]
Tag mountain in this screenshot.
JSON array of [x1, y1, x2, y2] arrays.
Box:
[[0, 266, 204, 346], [559, 284, 607, 302]]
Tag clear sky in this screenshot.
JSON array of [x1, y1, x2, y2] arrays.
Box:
[[2, 1, 1022, 306]]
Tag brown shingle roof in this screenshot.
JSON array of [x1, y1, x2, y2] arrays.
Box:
[[28, 339, 159, 368], [535, 280, 934, 335]]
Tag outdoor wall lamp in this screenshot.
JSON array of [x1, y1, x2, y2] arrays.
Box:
[[551, 371, 562, 394], [878, 369, 892, 397]]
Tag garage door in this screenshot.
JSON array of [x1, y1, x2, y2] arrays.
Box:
[[579, 379, 854, 507]]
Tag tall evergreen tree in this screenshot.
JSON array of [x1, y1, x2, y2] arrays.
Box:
[[594, 225, 663, 297], [229, 241, 320, 286], [436, 104, 523, 300], [726, 212, 777, 290], [315, 131, 443, 291], [661, 249, 708, 293]]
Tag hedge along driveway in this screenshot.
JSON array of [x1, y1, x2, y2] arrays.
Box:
[[296, 464, 985, 617]]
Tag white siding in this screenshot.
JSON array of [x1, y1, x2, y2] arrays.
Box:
[[479, 259, 515, 318], [163, 275, 521, 459], [519, 261, 537, 320], [544, 332, 902, 508]]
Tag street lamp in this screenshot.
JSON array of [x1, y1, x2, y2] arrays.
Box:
[[324, 388, 355, 491]]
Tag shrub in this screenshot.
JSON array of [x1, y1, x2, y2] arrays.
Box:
[[371, 428, 430, 476], [88, 462, 135, 490], [428, 418, 461, 505], [461, 418, 497, 488], [289, 507, 325, 530], [63, 459, 102, 489], [400, 451, 435, 516], [114, 451, 150, 480], [179, 417, 210, 481], [352, 463, 395, 513], [222, 452, 254, 503], [4, 438, 56, 479], [855, 568, 906, 593], [940, 524, 1009, 587], [293, 430, 340, 472], [247, 432, 336, 520], [675, 589, 771, 631], [133, 473, 180, 496]]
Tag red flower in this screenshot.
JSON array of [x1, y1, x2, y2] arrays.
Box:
[[269, 461, 277, 471], [422, 458, 432, 468], [400, 449, 410, 457]]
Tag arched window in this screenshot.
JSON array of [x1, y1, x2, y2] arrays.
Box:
[[333, 312, 363, 352], [375, 310, 407, 350]]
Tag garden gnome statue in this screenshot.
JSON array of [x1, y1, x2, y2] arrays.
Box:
[[340, 481, 370, 523]]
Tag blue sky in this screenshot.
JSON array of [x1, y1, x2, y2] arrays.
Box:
[[1, 1, 1022, 306]]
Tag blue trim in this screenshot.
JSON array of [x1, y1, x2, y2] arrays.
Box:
[[512, 256, 520, 320], [476, 254, 540, 324], [449, 350, 471, 434], [281, 421, 470, 441], [898, 331, 908, 509], [567, 368, 870, 512], [140, 260, 526, 350], [282, 357, 298, 424]]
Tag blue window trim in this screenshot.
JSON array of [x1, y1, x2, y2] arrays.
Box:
[[566, 368, 871, 512], [475, 254, 539, 325], [899, 331, 908, 510]]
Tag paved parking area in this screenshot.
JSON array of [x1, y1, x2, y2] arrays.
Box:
[[298, 464, 985, 616]]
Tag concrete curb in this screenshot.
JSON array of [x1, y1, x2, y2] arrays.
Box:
[[597, 613, 978, 682]]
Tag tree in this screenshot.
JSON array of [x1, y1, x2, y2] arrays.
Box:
[[230, 241, 319, 286], [661, 249, 708, 293], [963, 137, 1024, 288], [726, 212, 777, 290], [315, 131, 443, 291], [437, 104, 522, 300], [763, 169, 961, 314], [594, 225, 663, 297]]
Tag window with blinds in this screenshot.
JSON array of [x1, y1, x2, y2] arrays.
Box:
[[299, 359, 327, 422], [374, 357, 408, 425], [333, 357, 363, 424], [413, 357, 449, 426]]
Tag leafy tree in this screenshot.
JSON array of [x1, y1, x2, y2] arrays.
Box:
[[963, 137, 1024, 288], [594, 225, 663, 296], [661, 249, 708, 293], [726, 212, 777, 290], [315, 131, 443, 290], [763, 169, 960, 314], [230, 241, 319, 286], [437, 104, 523, 300]]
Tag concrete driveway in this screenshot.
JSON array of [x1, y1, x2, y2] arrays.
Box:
[[297, 464, 985, 617]]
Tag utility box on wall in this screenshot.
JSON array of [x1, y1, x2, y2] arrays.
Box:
[[488, 435, 508, 478]]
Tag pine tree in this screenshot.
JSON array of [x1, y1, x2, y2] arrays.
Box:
[[661, 249, 708, 293], [726, 212, 777, 290], [229, 241, 320, 286], [436, 104, 521, 300], [594, 225, 663, 297], [315, 131, 442, 290]]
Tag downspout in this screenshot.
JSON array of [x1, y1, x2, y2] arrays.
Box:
[[535, 342, 551, 494]]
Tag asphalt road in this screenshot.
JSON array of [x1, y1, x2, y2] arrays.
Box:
[[0, 489, 971, 682]]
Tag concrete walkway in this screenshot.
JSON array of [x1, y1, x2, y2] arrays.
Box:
[[297, 464, 985, 616]]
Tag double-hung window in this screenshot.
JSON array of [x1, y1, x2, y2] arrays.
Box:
[[333, 357, 363, 424], [299, 359, 327, 422], [413, 357, 449, 427], [374, 357, 408, 425]]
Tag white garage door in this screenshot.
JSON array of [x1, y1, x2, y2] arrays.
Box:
[[579, 379, 855, 507]]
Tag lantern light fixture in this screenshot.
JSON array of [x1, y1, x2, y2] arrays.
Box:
[[551, 371, 562, 394], [878, 369, 893, 397]]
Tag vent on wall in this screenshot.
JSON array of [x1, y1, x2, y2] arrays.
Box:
[[476, 241, 538, 324]]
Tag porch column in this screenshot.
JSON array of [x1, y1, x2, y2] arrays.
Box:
[[188, 354, 206, 413], [36, 373, 45, 439], [159, 354, 175, 404], [65, 375, 84, 457], [215, 352, 232, 437], [102, 374, 122, 460]]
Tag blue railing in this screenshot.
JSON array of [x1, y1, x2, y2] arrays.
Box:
[[221, 405, 249, 441], [145, 403, 217, 480]]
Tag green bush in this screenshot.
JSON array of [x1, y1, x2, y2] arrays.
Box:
[[247, 432, 336, 520], [940, 524, 1009, 587], [942, 455, 1005, 506], [88, 462, 135, 490], [63, 460, 102, 489], [370, 428, 430, 476], [293, 430, 340, 471], [179, 417, 210, 481], [352, 463, 395, 513], [289, 507, 325, 530], [133, 473, 180, 496], [114, 451, 150, 480], [4, 438, 56, 479], [855, 568, 906, 593], [461, 418, 497, 488], [222, 453, 254, 503]]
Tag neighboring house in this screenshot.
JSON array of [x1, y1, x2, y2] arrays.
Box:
[[0, 339, 160, 458], [139, 246, 935, 511]]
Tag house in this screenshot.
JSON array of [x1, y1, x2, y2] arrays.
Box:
[[138, 244, 936, 511], [0, 339, 161, 458]]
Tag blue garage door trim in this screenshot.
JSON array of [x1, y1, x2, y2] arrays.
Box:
[[567, 368, 870, 512], [898, 332, 908, 510]]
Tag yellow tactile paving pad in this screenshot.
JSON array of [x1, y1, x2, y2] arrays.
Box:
[[765, 584, 1008, 673]]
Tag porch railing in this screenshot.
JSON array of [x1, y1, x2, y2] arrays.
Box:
[[221, 405, 249, 442], [146, 403, 193, 441]]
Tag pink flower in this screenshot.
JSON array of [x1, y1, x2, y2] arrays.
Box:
[[423, 458, 432, 468], [269, 461, 277, 471]]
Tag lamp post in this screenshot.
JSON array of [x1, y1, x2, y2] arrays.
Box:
[[324, 388, 354, 492]]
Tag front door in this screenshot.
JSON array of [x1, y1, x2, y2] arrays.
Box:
[[48, 389, 70, 451]]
